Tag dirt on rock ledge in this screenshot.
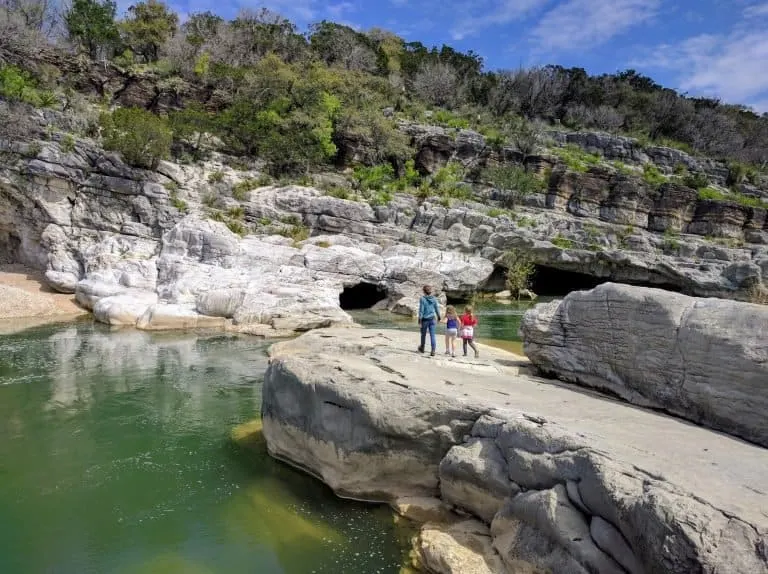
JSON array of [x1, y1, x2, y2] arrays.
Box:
[[0, 265, 87, 333]]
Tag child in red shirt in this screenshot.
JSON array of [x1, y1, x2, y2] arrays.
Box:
[[460, 306, 479, 358]]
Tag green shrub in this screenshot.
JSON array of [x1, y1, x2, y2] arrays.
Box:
[[487, 207, 507, 218], [61, 134, 76, 153], [642, 163, 668, 187], [673, 162, 687, 176], [316, 240, 331, 248], [727, 161, 761, 186], [258, 217, 271, 226], [325, 186, 352, 200], [208, 170, 225, 183], [552, 144, 602, 173], [353, 164, 395, 191], [226, 220, 246, 236], [682, 172, 709, 189], [551, 234, 573, 249], [393, 159, 421, 191], [369, 190, 393, 206], [698, 187, 725, 201], [232, 178, 260, 200], [483, 165, 546, 207], [0, 65, 57, 108], [278, 224, 310, 245], [280, 214, 301, 226], [100, 107, 171, 169], [499, 249, 535, 298], [163, 180, 180, 193], [695, 187, 764, 208], [480, 128, 506, 150], [227, 206, 245, 219], [662, 229, 680, 251], [431, 109, 469, 129], [169, 191, 187, 212], [516, 215, 536, 228], [611, 160, 632, 175], [202, 192, 218, 207]]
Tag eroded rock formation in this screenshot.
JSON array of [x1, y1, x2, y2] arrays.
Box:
[[2, 131, 768, 332], [521, 282, 768, 447], [262, 327, 768, 574]]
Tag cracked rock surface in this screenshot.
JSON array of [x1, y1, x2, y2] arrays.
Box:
[[521, 282, 768, 448], [262, 327, 768, 574]]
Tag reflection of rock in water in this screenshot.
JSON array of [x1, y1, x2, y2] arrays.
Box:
[[44, 325, 266, 412]]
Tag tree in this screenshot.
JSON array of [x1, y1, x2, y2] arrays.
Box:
[[412, 61, 459, 108], [65, 0, 119, 59], [120, 0, 178, 62], [100, 107, 172, 168], [500, 250, 535, 299], [309, 21, 377, 72]]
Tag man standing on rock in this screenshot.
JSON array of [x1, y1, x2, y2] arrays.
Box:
[[417, 284, 441, 357]]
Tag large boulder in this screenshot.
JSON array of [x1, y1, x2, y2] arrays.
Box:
[[520, 282, 768, 447], [262, 327, 768, 574]]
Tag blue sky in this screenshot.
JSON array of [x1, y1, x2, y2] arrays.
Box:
[[146, 0, 768, 112]]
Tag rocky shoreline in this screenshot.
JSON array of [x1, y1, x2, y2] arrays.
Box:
[[261, 324, 768, 574]]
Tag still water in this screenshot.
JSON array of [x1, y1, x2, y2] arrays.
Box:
[[0, 322, 408, 574]]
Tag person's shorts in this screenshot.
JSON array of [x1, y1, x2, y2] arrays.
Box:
[[446, 328, 458, 337]]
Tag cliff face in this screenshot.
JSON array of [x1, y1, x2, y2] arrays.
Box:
[[1, 119, 767, 332]]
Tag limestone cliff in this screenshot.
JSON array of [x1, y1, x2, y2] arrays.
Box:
[[1, 125, 768, 332]]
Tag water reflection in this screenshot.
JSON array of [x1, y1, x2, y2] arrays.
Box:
[[0, 323, 407, 574]]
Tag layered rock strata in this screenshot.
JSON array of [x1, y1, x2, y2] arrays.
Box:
[[262, 327, 768, 574], [2, 134, 768, 333], [520, 282, 768, 448]]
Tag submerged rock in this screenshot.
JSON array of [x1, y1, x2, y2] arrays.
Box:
[[262, 327, 768, 574], [520, 282, 768, 447]]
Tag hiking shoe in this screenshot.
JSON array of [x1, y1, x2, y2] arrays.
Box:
[[430, 350, 435, 357], [418, 346, 424, 353]]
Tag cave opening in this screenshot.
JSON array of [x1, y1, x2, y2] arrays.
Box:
[[0, 229, 20, 265], [529, 265, 684, 297], [339, 282, 388, 310]]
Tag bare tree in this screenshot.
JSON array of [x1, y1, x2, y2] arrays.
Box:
[[565, 104, 624, 132], [689, 108, 744, 159], [503, 67, 568, 120], [412, 61, 459, 108]]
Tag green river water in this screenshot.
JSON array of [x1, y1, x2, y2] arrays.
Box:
[[0, 302, 529, 574]]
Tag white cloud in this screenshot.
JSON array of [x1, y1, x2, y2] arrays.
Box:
[[528, 0, 660, 53], [326, 1, 357, 18], [451, 0, 550, 40], [744, 2, 768, 17], [634, 30, 768, 111], [253, 0, 318, 21]]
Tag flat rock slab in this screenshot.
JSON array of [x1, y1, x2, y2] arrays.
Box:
[[263, 327, 768, 574], [521, 282, 768, 447]]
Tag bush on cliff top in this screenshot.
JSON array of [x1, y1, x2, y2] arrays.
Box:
[[3, 0, 768, 173], [100, 107, 172, 169]]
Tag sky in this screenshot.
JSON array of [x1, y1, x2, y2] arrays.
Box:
[[143, 0, 768, 113]]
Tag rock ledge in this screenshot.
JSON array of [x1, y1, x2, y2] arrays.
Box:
[[262, 327, 768, 574]]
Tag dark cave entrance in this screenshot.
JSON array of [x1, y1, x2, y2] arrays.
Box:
[[529, 265, 685, 297], [339, 282, 388, 310], [529, 266, 607, 297], [0, 229, 21, 264]]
